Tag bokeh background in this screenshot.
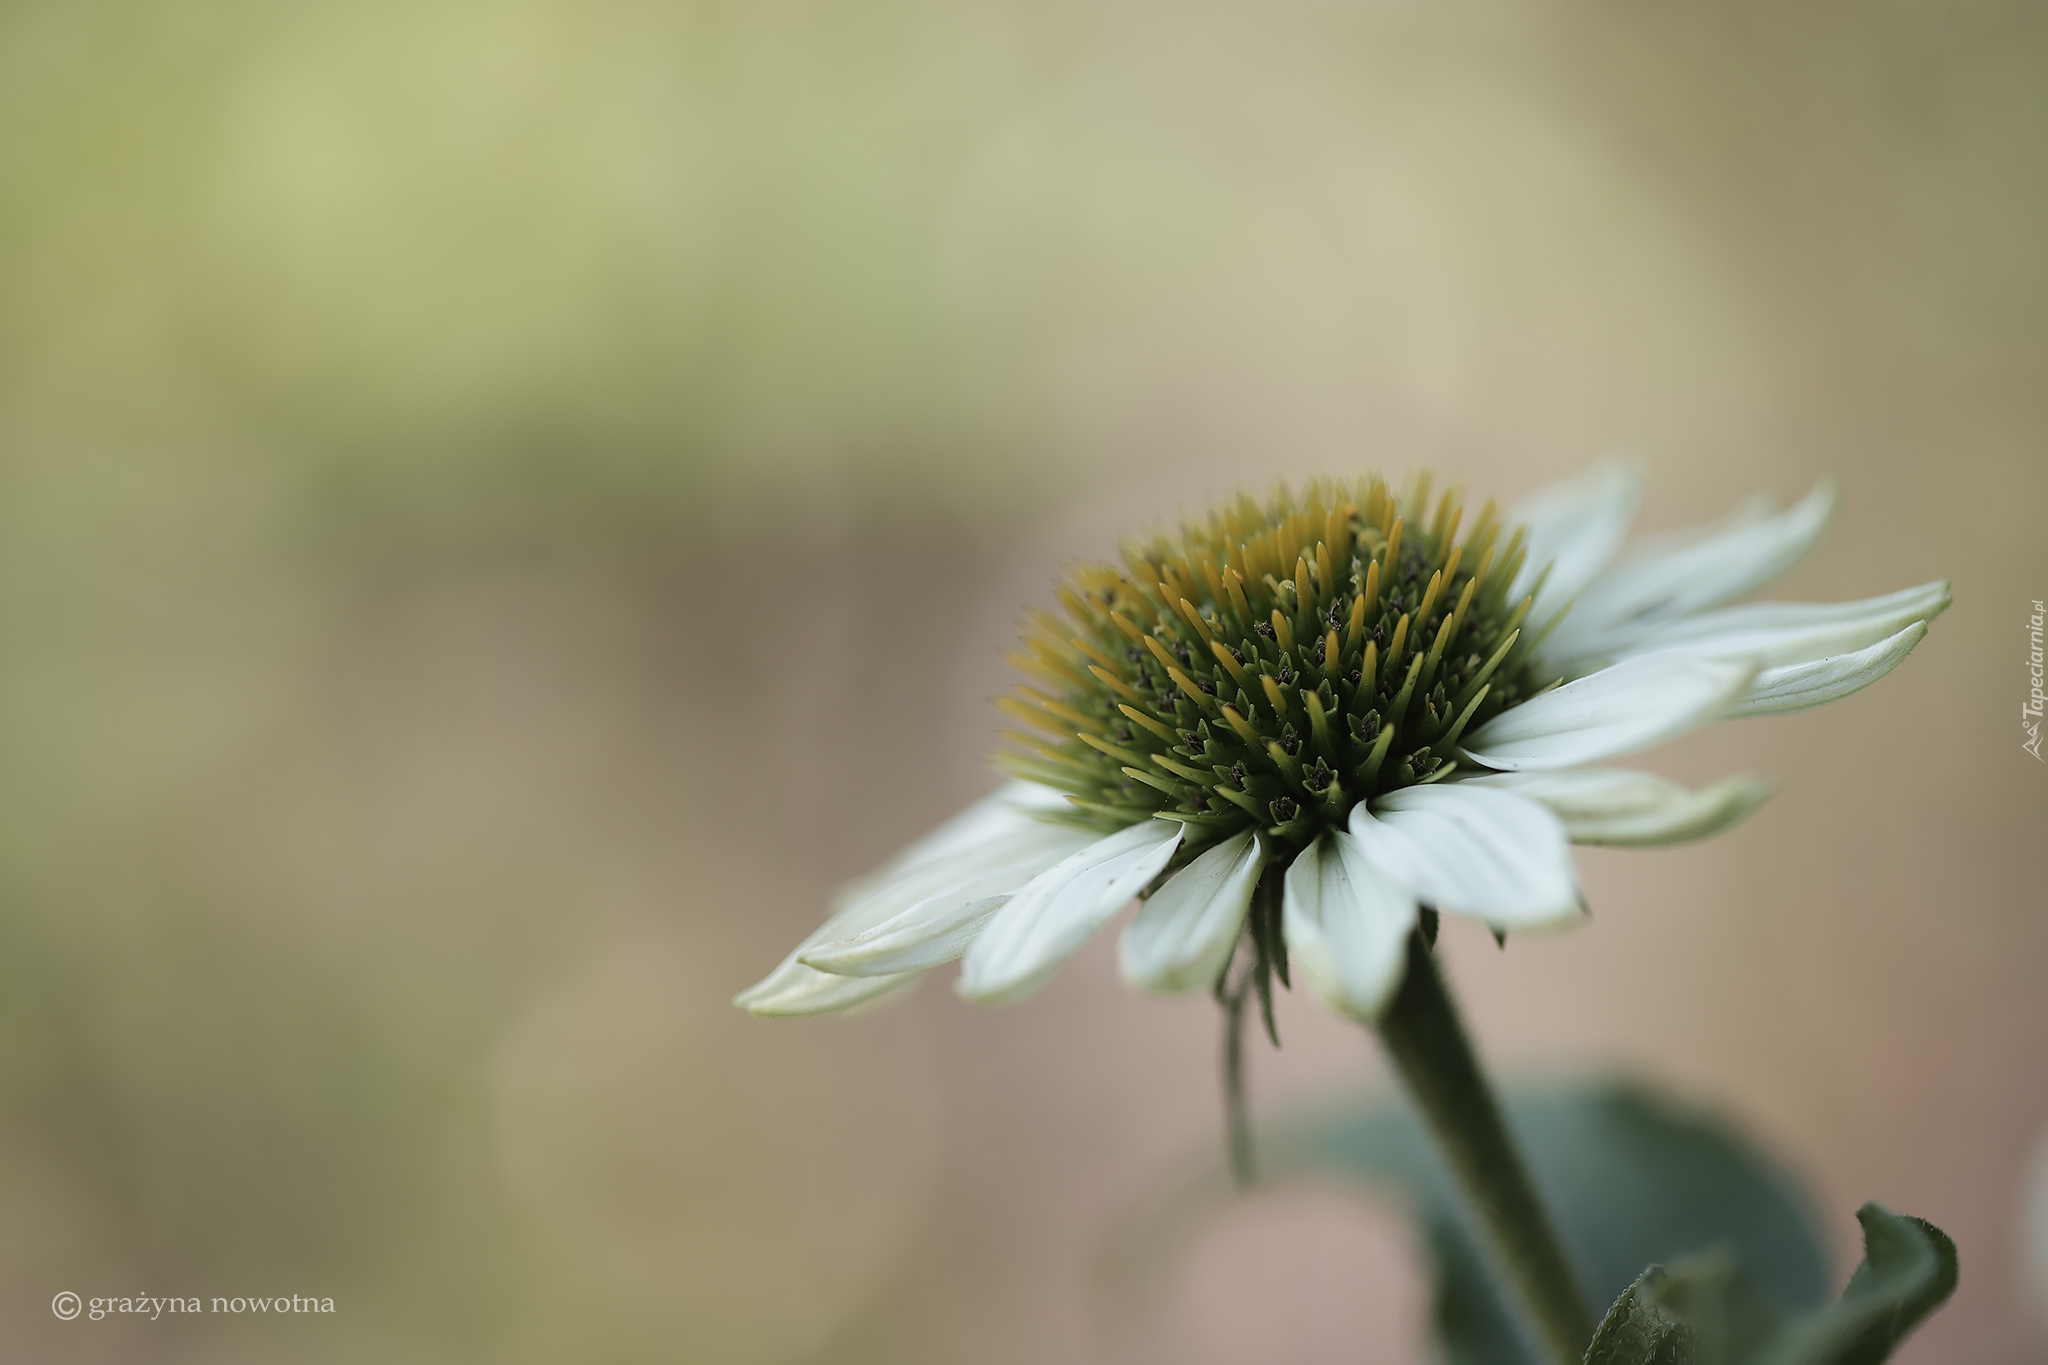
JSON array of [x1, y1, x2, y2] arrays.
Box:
[[0, 1, 2043, 1360]]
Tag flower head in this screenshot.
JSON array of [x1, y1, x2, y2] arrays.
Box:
[[989, 474, 1542, 839], [737, 465, 1947, 1023]]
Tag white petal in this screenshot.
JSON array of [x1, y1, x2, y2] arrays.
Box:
[[734, 961, 925, 1017], [1354, 784, 1582, 930], [1614, 489, 1774, 562], [798, 896, 1007, 978], [956, 818, 1186, 1005], [1459, 652, 1757, 771], [736, 785, 1083, 1016], [1543, 481, 1837, 670], [831, 781, 1071, 906], [1726, 621, 1930, 717], [1574, 581, 1951, 673], [1509, 460, 1644, 630], [1118, 830, 1266, 995], [799, 820, 1095, 976], [1280, 832, 1417, 1022], [737, 887, 939, 1016], [1468, 768, 1775, 847]]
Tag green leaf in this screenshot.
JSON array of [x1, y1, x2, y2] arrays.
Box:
[[1583, 1204, 1957, 1365], [1647, 1251, 1788, 1365], [1102, 1080, 1828, 1365], [1580, 1251, 1785, 1365], [1275, 1082, 1827, 1365], [1583, 1265, 1695, 1365], [1750, 1203, 1957, 1365]]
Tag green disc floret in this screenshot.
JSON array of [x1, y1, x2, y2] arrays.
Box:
[[995, 473, 1551, 845]]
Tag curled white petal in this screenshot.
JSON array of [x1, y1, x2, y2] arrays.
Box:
[[798, 820, 1095, 977], [736, 783, 1083, 1016], [799, 897, 1007, 977], [1468, 768, 1776, 847], [1460, 652, 1757, 771], [1509, 461, 1644, 630], [831, 781, 1071, 907], [1353, 784, 1582, 930], [1544, 481, 1837, 670], [1726, 621, 1929, 717], [734, 954, 925, 1017], [1581, 581, 1951, 673], [1119, 830, 1266, 996], [739, 890, 939, 1017], [1281, 833, 1417, 1022], [957, 818, 1186, 1005]]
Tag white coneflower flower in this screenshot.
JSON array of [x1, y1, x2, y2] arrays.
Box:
[[737, 466, 1948, 1024]]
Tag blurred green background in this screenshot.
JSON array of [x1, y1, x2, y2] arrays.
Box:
[[0, 2, 2043, 1361]]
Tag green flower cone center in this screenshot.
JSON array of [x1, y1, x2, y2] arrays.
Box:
[[996, 473, 1551, 846]]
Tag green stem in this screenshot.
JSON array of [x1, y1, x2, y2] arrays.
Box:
[[1216, 867, 1287, 1190], [1220, 980, 1252, 1187], [1376, 926, 1592, 1365]]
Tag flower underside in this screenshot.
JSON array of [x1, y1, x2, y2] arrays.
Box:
[[997, 473, 1550, 849]]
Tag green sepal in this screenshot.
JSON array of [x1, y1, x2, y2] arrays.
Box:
[[1151, 808, 1241, 831], [1058, 795, 1162, 826], [1081, 732, 1151, 768], [1265, 807, 1318, 841], [1386, 652, 1426, 731], [1439, 683, 1492, 752], [1194, 738, 1258, 771], [1453, 624, 1522, 716], [1414, 759, 1460, 786], [1207, 783, 1264, 819], [1151, 753, 1219, 786], [1358, 721, 1398, 789], [1237, 770, 1288, 801], [990, 753, 1091, 791]]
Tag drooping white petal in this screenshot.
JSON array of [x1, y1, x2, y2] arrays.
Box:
[[1281, 832, 1417, 1022], [1352, 784, 1582, 930], [1612, 489, 1773, 563], [737, 889, 941, 1017], [1542, 481, 1837, 670], [736, 783, 1085, 1016], [1468, 768, 1775, 847], [801, 896, 1011, 977], [957, 818, 1186, 1005], [734, 962, 927, 1017], [831, 781, 1071, 906], [1119, 830, 1266, 996], [1726, 621, 1930, 718], [1509, 461, 1644, 629], [1459, 652, 1757, 771], [798, 819, 1096, 976], [1569, 581, 1951, 673]]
